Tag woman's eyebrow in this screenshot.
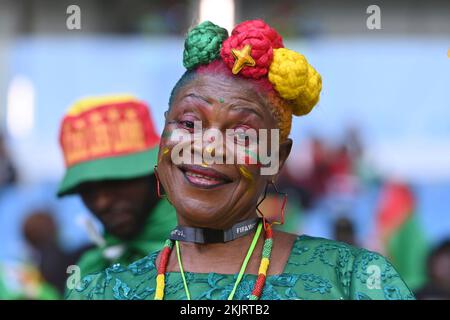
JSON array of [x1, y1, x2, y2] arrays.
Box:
[[229, 105, 264, 120], [182, 93, 212, 105], [182, 93, 264, 120]]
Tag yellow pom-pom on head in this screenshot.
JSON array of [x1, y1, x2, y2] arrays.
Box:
[[292, 64, 322, 116], [268, 48, 322, 117], [268, 48, 308, 100]]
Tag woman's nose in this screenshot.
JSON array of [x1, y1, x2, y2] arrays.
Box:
[[199, 128, 227, 164]]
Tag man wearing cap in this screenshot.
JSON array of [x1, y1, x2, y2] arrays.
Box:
[[57, 95, 176, 280]]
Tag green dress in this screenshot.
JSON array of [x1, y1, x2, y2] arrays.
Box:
[[66, 235, 415, 300]]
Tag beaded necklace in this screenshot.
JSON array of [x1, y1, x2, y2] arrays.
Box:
[[154, 220, 273, 300]]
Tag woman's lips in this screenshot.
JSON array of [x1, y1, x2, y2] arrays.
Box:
[[178, 164, 232, 189]]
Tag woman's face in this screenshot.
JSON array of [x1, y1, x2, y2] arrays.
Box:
[[157, 73, 291, 229]]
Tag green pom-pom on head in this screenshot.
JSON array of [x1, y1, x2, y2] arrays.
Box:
[[183, 21, 228, 70]]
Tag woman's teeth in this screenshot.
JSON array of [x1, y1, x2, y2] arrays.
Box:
[[184, 170, 224, 186], [186, 171, 215, 180]]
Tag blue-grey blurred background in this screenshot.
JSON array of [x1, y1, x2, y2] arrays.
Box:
[[0, 0, 449, 299]]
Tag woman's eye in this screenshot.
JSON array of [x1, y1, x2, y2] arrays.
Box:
[[178, 120, 195, 130], [234, 131, 251, 145]]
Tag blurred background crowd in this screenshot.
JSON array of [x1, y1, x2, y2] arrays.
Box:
[[0, 0, 449, 299]]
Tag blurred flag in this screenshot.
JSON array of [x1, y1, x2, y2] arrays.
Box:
[[0, 262, 60, 300], [376, 181, 429, 290]]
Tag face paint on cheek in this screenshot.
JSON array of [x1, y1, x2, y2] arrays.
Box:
[[163, 120, 189, 142], [244, 149, 262, 168], [161, 125, 186, 147], [157, 132, 172, 163], [161, 129, 172, 140], [158, 144, 175, 165], [239, 165, 254, 191]]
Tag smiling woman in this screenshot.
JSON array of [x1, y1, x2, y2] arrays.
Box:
[[66, 19, 415, 300]]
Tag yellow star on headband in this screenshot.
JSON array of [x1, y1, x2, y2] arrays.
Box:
[[231, 44, 256, 74]]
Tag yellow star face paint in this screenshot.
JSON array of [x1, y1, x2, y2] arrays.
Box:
[[239, 165, 254, 190], [158, 146, 171, 163]]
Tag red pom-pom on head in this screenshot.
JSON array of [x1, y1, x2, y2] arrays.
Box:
[[220, 19, 284, 79], [232, 19, 284, 48]]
